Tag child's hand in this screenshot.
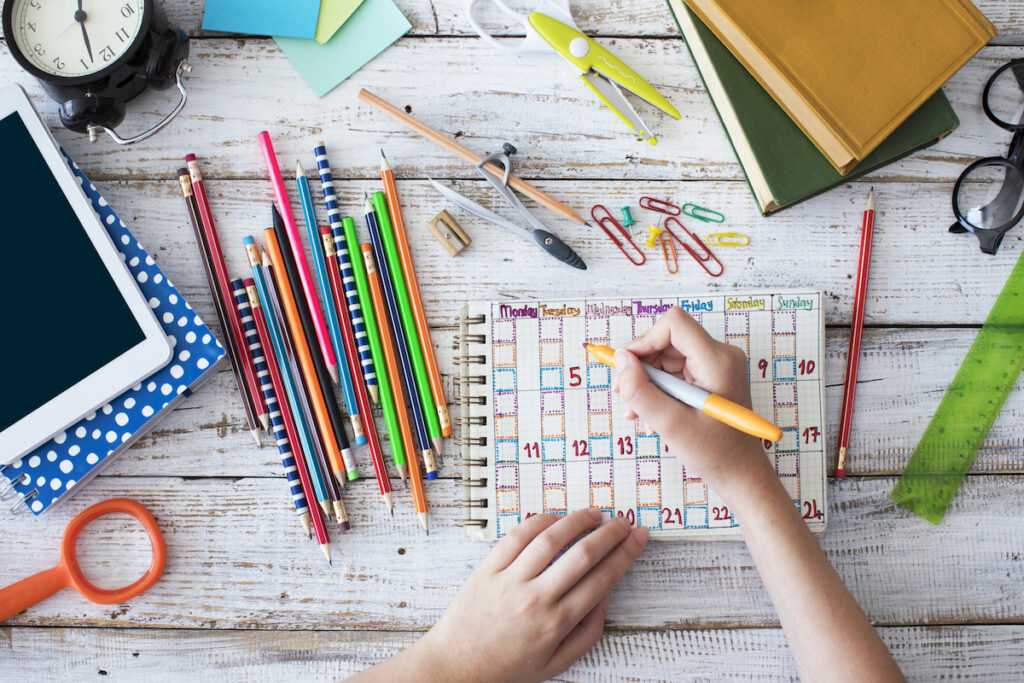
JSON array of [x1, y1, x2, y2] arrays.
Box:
[[613, 306, 775, 501], [411, 509, 647, 683]]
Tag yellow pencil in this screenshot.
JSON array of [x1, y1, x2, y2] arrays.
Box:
[[585, 343, 782, 442]]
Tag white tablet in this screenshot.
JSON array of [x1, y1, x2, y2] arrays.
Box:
[[0, 84, 172, 464]]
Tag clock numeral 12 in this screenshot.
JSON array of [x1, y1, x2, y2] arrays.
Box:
[[100, 46, 115, 62]]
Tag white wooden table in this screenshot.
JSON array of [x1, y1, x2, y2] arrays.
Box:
[[2, 1, 1024, 679]]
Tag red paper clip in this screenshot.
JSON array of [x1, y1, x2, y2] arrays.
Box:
[[639, 196, 681, 216], [663, 217, 724, 277], [591, 205, 646, 265]]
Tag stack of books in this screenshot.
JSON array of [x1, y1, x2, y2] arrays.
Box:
[[667, 0, 996, 214]]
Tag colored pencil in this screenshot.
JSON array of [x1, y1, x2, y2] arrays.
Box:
[[372, 189, 444, 465], [265, 223, 357, 485], [380, 149, 452, 444], [244, 239, 333, 522], [243, 270, 331, 563], [362, 243, 429, 532], [366, 196, 439, 480], [322, 226, 394, 513], [315, 142, 380, 405], [342, 215, 409, 484], [231, 278, 312, 537], [296, 162, 366, 446], [257, 132, 340, 385], [358, 89, 585, 225], [177, 170, 262, 447], [836, 189, 876, 478]]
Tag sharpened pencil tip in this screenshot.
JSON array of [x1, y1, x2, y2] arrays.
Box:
[[251, 429, 262, 447], [296, 160, 304, 176]]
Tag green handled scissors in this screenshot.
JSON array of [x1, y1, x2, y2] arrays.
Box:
[[466, 0, 681, 144]]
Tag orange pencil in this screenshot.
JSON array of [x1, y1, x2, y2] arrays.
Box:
[[362, 244, 428, 532], [379, 150, 452, 446], [264, 228, 347, 486]]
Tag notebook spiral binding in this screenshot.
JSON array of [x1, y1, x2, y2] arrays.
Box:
[[0, 469, 35, 515], [455, 310, 490, 529]]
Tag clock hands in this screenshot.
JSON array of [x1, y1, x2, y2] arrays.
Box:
[[75, 0, 92, 64]]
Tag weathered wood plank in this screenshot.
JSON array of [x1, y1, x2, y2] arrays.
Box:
[[97, 325, 1023, 478], [0, 475, 1021, 630], [1, 624, 1021, 681], [2, 41, 1021, 183]]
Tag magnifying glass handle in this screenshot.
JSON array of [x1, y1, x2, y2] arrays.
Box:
[[0, 565, 68, 622]]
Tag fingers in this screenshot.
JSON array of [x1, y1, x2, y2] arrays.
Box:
[[510, 508, 604, 580], [614, 348, 702, 444], [481, 513, 564, 573], [560, 526, 648, 619], [543, 595, 609, 679], [540, 516, 634, 598], [624, 307, 718, 362]]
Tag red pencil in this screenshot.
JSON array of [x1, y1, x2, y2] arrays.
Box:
[[185, 154, 269, 436], [836, 189, 875, 478], [248, 280, 332, 563], [320, 226, 393, 514]]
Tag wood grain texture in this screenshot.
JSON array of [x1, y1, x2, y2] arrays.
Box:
[[0, 41, 1021, 184], [1, 625, 1022, 681], [0, 475, 1021, 630]]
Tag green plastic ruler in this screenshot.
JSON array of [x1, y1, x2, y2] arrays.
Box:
[[891, 248, 1024, 524]]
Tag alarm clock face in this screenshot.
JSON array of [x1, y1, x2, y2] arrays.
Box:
[[6, 0, 148, 81]]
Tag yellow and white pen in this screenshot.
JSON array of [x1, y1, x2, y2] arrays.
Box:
[[584, 343, 783, 442]]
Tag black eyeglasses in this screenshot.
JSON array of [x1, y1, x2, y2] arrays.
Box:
[[950, 59, 1024, 255]]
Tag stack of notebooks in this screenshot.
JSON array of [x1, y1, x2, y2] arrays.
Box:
[[667, 0, 996, 214]]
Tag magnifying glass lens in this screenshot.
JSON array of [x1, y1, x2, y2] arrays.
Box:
[[955, 160, 1024, 230], [74, 513, 154, 591], [986, 64, 1024, 129]]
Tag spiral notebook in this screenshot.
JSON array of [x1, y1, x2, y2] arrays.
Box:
[[0, 153, 226, 516], [457, 291, 827, 541]]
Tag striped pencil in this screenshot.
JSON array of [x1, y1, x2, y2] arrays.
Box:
[[257, 131, 340, 385], [379, 150, 452, 447], [321, 226, 393, 514], [243, 270, 331, 563], [362, 243, 429, 533], [296, 161, 365, 446], [231, 278, 312, 537], [315, 142, 379, 405], [244, 238, 333, 522], [365, 197, 438, 480]]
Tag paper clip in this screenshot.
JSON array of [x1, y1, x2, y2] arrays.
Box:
[[681, 203, 725, 223], [706, 232, 749, 247], [591, 204, 646, 265], [643, 224, 665, 248], [660, 232, 678, 273], [663, 217, 724, 277], [639, 196, 681, 216]]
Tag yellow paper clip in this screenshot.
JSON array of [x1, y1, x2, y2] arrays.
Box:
[[705, 232, 749, 247], [644, 224, 665, 248], [660, 232, 678, 273]]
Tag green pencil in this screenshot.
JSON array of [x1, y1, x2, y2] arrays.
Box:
[[342, 215, 409, 484], [372, 192, 444, 457]]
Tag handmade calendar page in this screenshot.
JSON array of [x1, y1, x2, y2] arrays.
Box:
[[457, 291, 827, 541]]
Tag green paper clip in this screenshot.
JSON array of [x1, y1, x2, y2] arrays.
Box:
[[681, 203, 724, 223]]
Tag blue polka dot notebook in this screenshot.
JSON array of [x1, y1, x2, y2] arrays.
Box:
[[0, 153, 226, 516]]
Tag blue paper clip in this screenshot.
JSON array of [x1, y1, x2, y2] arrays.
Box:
[[663, 217, 724, 277]]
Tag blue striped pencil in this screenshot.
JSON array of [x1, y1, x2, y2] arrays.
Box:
[[363, 196, 437, 479], [314, 142, 379, 405], [295, 161, 365, 446], [231, 278, 312, 537], [244, 238, 332, 521], [244, 276, 332, 563]]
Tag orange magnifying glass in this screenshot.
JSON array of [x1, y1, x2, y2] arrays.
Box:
[[0, 498, 166, 622]]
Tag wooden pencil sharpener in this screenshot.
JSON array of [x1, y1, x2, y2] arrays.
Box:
[[428, 210, 471, 256]]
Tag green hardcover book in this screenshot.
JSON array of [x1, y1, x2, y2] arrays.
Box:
[[668, 0, 960, 215]]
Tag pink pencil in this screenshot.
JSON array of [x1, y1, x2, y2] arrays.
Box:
[[257, 131, 340, 384]]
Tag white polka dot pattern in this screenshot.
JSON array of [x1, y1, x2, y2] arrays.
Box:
[[0, 153, 226, 516]]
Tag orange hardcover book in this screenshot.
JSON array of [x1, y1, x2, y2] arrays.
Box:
[[682, 0, 995, 174]]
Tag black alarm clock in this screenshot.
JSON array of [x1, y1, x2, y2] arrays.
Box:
[[2, 0, 191, 144]]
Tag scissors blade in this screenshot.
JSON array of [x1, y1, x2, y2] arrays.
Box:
[[427, 178, 530, 239], [581, 71, 657, 145]]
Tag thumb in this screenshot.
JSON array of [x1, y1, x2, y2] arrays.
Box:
[[615, 349, 698, 444]]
